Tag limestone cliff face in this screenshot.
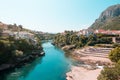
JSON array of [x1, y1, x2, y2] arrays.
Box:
[[90, 4, 120, 30]]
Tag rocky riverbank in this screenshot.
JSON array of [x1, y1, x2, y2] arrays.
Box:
[[53, 43, 113, 80], [0, 51, 45, 72], [66, 66, 102, 80], [69, 46, 112, 65], [66, 46, 113, 80]]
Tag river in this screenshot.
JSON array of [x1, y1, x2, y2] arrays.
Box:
[[0, 42, 75, 80]]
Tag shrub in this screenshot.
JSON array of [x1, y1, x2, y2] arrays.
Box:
[[97, 67, 118, 80], [109, 47, 120, 62], [12, 50, 23, 57]]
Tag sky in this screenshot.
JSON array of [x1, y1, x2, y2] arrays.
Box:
[[0, 0, 120, 33]]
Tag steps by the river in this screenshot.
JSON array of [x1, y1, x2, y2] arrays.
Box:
[[75, 47, 112, 58], [73, 47, 113, 65]]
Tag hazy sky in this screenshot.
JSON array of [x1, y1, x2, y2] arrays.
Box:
[[0, 0, 120, 33]]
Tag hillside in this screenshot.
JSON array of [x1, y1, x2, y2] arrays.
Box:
[[89, 4, 120, 30], [0, 21, 32, 33]]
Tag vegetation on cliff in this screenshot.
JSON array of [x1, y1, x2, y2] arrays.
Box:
[[0, 22, 44, 71], [0, 36, 43, 65]]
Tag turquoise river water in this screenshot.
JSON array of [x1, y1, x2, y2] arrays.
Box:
[[0, 42, 76, 80]]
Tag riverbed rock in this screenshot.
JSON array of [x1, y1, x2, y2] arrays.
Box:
[[66, 66, 102, 80], [62, 45, 76, 50], [72, 47, 113, 66]]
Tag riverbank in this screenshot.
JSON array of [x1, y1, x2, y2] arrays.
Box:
[[66, 66, 102, 80], [0, 42, 73, 80], [63, 46, 113, 80], [62, 46, 112, 65], [0, 51, 45, 72]]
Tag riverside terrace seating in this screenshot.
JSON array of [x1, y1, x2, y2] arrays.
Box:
[[77, 47, 112, 58]]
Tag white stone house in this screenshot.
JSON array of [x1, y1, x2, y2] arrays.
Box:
[[77, 29, 94, 36]]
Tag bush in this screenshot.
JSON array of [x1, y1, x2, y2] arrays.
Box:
[[97, 67, 119, 80], [109, 47, 120, 62], [98, 48, 120, 80], [113, 43, 120, 48], [12, 50, 23, 57], [115, 60, 120, 75]]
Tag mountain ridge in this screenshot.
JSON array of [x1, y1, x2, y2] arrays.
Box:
[[89, 4, 120, 30]]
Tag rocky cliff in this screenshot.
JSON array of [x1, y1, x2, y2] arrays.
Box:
[[90, 4, 120, 30]]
